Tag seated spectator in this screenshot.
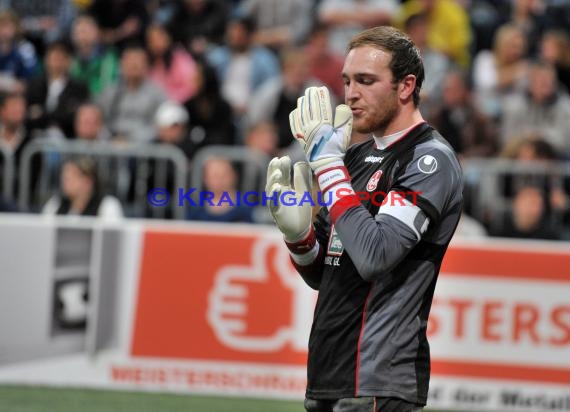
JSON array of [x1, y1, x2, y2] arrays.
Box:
[[146, 23, 197, 103], [472, 23, 529, 119], [7, 0, 64, 48], [182, 59, 236, 150], [539, 30, 570, 94], [428, 69, 498, 158], [246, 46, 323, 149], [98, 43, 166, 143], [244, 121, 278, 158], [153, 100, 193, 159], [70, 14, 120, 96], [491, 185, 560, 240], [500, 60, 570, 156], [186, 157, 254, 223], [0, 91, 36, 197], [398, 0, 470, 68], [318, 0, 399, 56], [303, 23, 345, 102], [74, 103, 111, 141], [167, 0, 229, 56], [206, 16, 280, 119], [26, 40, 90, 139], [404, 12, 451, 118], [236, 0, 313, 51], [87, 0, 149, 51], [42, 157, 123, 219], [0, 10, 39, 92]]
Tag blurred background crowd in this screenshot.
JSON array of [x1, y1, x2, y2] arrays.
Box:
[[0, 0, 569, 240]]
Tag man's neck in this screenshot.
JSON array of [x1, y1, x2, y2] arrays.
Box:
[[372, 109, 425, 150], [376, 108, 424, 137]]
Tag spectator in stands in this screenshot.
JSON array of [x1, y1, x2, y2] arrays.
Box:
[[428, 69, 498, 158], [42, 157, 124, 218], [398, 0, 471, 68], [182, 59, 235, 151], [404, 12, 451, 118], [304, 23, 345, 101], [26, 40, 90, 139], [153, 100, 193, 159], [500, 134, 568, 230], [472, 23, 529, 119], [236, 0, 314, 51], [246, 46, 322, 150], [167, 0, 229, 56], [491, 185, 560, 240], [70, 15, 120, 96], [5, 0, 63, 49], [186, 156, 253, 223], [318, 0, 398, 56], [539, 30, 570, 94], [0, 91, 34, 181], [0, 10, 39, 93], [87, 0, 149, 51], [146, 23, 197, 103], [0, 91, 43, 200], [206, 15, 280, 120], [98, 43, 166, 143], [500, 60, 570, 156], [74, 103, 111, 142], [244, 120, 278, 158], [509, 0, 547, 56]]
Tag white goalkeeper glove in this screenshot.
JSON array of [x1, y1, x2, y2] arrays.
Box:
[[290, 86, 355, 204], [265, 156, 313, 243]]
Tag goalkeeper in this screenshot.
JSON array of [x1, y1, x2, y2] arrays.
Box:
[[266, 26, 463, 412]]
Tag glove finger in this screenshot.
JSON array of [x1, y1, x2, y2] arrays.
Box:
[[293, 161, 312, 195], [267, 182, 282, 215], [297, 96, 308, 126], [309, 86, 332, 124], [333, 104, 353, 129], [266, 157, 281, 193], [289, 108, 303, 139], [301, 92, 312, 126], [278, 155, 292, 188]]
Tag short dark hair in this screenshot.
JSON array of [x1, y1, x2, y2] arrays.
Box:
[[348, 26, 425, 106], [46, 39, 74, 56]]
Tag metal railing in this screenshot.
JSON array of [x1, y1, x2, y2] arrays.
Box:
[[462, 158, 570, 232], [18, 140, 189, 219], [0, 143, 14, 201]]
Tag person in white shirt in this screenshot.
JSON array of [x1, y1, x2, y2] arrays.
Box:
[[42, 157, 123, 219]]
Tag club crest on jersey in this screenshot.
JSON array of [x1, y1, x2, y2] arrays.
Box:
[[366, 170, 383, 192], [418, 155, 438, 174]]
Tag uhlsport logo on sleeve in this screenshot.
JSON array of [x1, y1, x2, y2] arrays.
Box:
[[418, 155, 438, 174]]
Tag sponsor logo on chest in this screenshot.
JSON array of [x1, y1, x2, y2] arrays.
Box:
[[364, 155, 384, 164]]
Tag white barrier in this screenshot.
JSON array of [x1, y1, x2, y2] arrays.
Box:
[[0, 215, 568, 411]]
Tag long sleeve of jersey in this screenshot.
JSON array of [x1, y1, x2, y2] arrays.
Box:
[[330, 141, 463, 282]]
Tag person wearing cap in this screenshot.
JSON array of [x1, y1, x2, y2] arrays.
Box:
[[153, 100, 194, 160]]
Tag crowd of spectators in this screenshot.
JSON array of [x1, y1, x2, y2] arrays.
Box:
[[0, 0, 569, 239]]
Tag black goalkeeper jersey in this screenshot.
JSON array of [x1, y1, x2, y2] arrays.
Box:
[[306, 122, 463, 404]]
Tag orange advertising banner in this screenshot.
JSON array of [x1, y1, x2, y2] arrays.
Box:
[[132, 229, 570, 386]]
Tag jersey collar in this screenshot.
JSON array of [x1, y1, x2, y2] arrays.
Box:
[[372, 121, 426, 150]]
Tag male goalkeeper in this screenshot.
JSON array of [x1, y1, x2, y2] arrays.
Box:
[[266, 26, 463, 412]]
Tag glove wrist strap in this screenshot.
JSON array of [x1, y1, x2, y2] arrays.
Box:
[[284, 227, 316, 254], [316, 165, 351, 193]]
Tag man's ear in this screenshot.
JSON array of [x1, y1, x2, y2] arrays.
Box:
[[399, 74, 417, 102]]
